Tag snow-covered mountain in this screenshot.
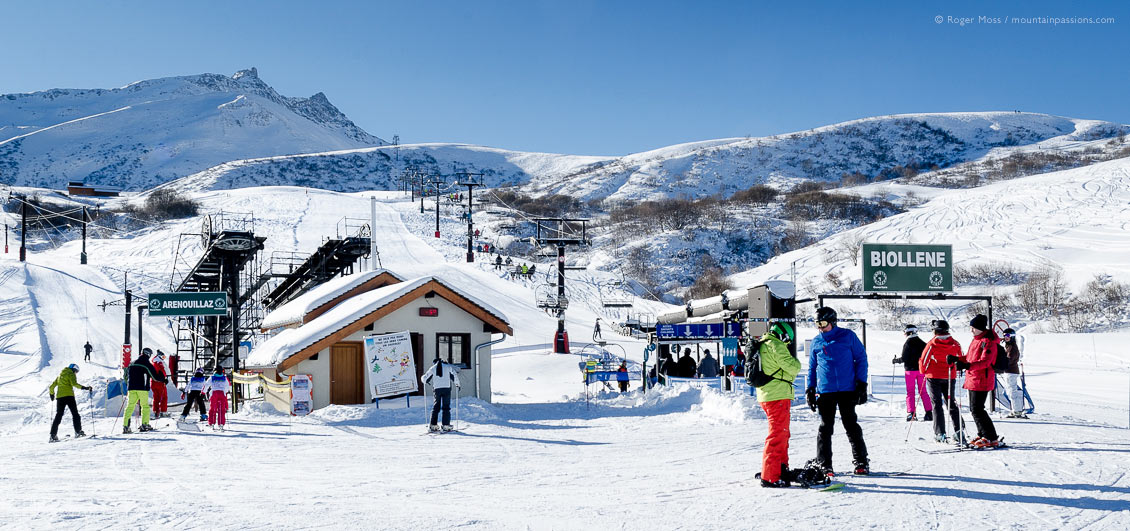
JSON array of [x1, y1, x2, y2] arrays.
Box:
[[159, 111, 1128, 201], [0, 68, 384, 190]]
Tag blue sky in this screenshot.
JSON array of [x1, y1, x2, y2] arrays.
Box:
[[2, 1, 1127, 155]]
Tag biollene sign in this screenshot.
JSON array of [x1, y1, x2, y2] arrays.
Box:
[[862, 243, 953, 292], [148, 292, 229, 316]]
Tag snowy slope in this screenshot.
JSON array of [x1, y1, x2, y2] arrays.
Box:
[[728, 156, 1130, 316], [0, 175, 1129, 528], [0, 68, 384, 190]]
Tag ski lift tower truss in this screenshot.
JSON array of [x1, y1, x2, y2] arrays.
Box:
[[534, 218, 590, 354]]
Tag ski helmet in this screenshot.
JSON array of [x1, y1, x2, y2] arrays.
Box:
[[904, 324, 918, 335], [141, 347, 153, 357], [931, 320, 950, 333], [194, 369, 205, 377], [1003, 327, 1016, 339], [769, 322, 794, 343], [67, 363, 79, 373], [815, 307, 837, 325]]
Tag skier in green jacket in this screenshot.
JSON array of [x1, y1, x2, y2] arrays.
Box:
[[48, 363, 92, 442], [754, 323, 801, 487]]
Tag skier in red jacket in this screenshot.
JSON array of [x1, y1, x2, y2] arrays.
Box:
[[947, 314, 1002, 448], [151, 352, 169, 420], [918, 320, 963, 443]]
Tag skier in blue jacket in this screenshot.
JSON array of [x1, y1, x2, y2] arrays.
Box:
[[805, 307, 870, 475]]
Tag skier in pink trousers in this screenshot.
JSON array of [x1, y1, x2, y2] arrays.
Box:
[[205, 367, 230, 430]]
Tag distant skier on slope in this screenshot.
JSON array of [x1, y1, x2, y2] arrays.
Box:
[[753, 323, 801, 488], [892, 324, 932, 422], [918, 320, 963, 443], [593, 319, 602, 341], [948, 315, 1003, 448], [122, 348, 164, 433], [151, 351, 169, 420], [805, 307, 870, 475], [83, 341, 93, 362], [421, 355, 460, 432], [204, 368, 230, 430], [179, 368, 209, 422], [48, 363, 92, 442]]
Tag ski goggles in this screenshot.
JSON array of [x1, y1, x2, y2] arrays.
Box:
[[816, 320, 831, 328]]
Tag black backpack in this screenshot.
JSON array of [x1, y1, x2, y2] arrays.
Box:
[[745, 338, 787, 388], [989, 341, 1009, 372]]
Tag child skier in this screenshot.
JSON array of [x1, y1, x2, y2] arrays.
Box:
[[180, 369, 209, 422], [151, 352, 169, 420], [48, 363, 92, 442], [918, 320, 963, 443], [753, 322, 801, 488], [204, 368, 230, 430]]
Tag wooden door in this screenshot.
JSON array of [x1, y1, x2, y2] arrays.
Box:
[[330, 342, 364, 404]]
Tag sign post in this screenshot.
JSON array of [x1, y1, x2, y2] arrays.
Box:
[[862, 243, 953, 292], [147, 292, 230, 317]]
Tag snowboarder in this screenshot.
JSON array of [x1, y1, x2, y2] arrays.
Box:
[[205, 368, 230, 430], [892, 324, 932, 422], [754, 323, 801, 488], [83, 341, 93, 362], [617, 361, 629, 393], [48, 363, 92, 442], [1000, 328, 1027, 418], [918, 320, 963, 443], [805, 307, 870, 475], [151, 352, 169, 420], [947, 314, 1002, 448], [676, 348, 697, 378], [180, 368, 209, 422], [421, 355, 460, 432], [122, 348, 164, 433], [593, 318, 602, 341], [697, 349, 719, 378]]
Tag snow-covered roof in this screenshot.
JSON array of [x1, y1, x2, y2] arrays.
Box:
[[260, 269, 404, 330], [246, 275, 511, 368]]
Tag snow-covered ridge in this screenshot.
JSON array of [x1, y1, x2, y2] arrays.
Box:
[[0, 68, 384, 189], [161, 111, 1127, 201]]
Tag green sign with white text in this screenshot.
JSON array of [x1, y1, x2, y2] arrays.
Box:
[[862, 243, 952, 292], [148, 292, 229, 316]]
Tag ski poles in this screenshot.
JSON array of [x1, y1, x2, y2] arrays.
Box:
[[88, 389, 96, 437]]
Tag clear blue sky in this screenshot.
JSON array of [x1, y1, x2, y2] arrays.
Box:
[[2, 1, 1127, 155]]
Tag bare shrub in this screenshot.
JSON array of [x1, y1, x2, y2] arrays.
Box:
[[731, 184, 778, 204], [1015, 267, 1067, 319], [142, 189, 200, 220], [685, 254, 732, 300], [953, 261, 1026, 285]]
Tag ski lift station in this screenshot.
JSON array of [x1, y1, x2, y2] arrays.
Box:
[[245, 271, 513, 410]]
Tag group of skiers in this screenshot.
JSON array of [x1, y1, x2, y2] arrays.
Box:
[[894, 315, 1021, 446], [47, 346, 234, 441], [653, 348, 721, 380], [751, 308, 1014, 488]]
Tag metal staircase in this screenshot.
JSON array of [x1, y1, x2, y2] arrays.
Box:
[[261, 218, 372, 311]]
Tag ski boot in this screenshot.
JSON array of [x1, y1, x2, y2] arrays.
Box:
[[906, 412, 916, 422], [442, 424, 454, 432], [922, 411, 933, 422], [428, 424, 440, 433], [200, 414, 207, 422], [803, 458, 833, 478], [122, 424, 132, 434], [138, 424, 154, 432], [179, 415, 187, 423], [74, 431, 86, 438], [934, 433, 948, 443], [49, 435, 60, 443], [853, 459, 870, 475]]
